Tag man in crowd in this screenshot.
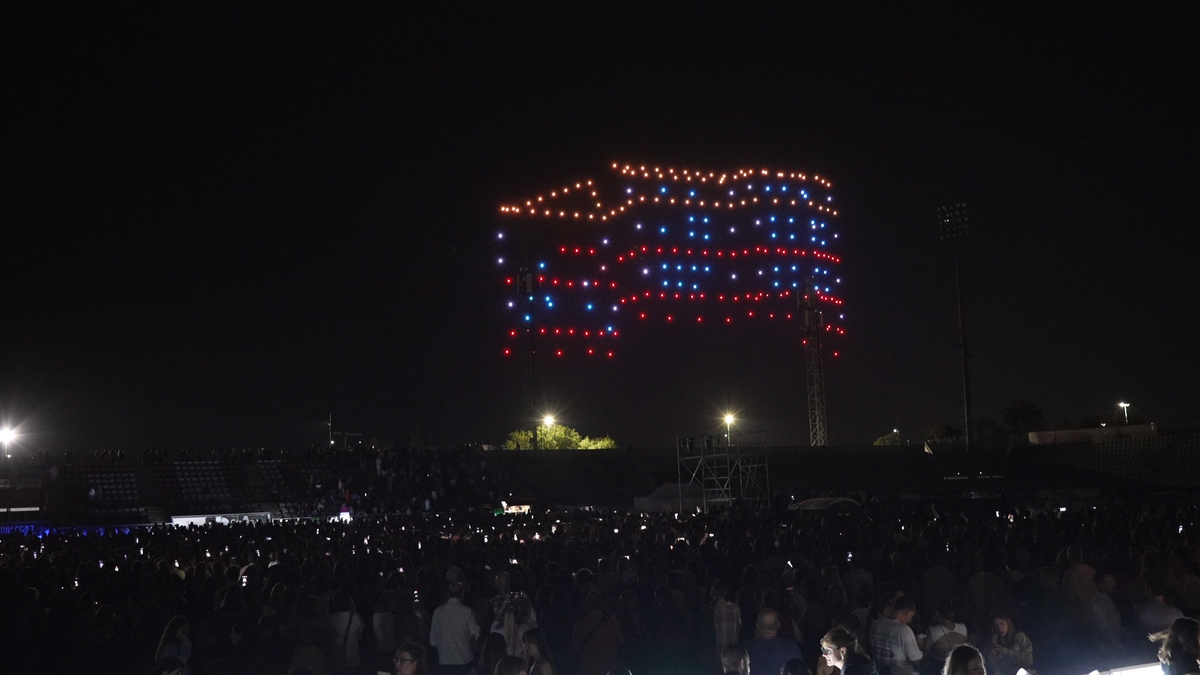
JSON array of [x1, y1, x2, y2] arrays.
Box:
[[721, 644, 751, 675], [430, 582, 479, 675], [712, 580, 741, 653], [870, 595, 923, 675], [1091, 570, 1122, 656], [742, 608, 802, 675], [1134, 577, 1183, 634]]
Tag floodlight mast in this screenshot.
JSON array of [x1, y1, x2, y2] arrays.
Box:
[[937, 203, 974, 457]]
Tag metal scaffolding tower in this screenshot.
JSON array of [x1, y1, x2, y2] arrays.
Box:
[[676, 432, 770, 513], [802, 278, 829, 446]]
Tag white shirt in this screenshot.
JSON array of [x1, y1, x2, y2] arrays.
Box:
[[328, 611, 364, 667], [870, 618, 923, 675], [430, 597, 480, 666]]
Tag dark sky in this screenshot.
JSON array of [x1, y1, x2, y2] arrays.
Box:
[[4, 4, 1198, 451]]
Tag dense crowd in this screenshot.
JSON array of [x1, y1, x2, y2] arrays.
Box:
[[1, 499, 1199, 675]]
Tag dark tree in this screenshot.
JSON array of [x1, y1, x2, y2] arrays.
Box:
[[1000, 400, 1046, 436]]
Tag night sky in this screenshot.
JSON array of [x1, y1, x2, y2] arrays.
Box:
[[4, 5, 1198, 451]]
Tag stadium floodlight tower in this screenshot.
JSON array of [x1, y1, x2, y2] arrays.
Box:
[[937, 202, 973, 456]]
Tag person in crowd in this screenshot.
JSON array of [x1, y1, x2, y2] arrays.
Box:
[[713, 579, 742, 652], [327, 589, 364, 672], [869, 594, 922, 675], [494, 654, 529, 675], [154, 616, 192, 674], [150, 656, 187, 675], [1137, 578, 1186, 635], [983, 613, 1032, 675], [1091, 570, 1123, 657], [431, 582, 481, 675], [1151, 616, 1200, 675], [820, 627, 876, 675], [374, 590, 402, 662], [941, 644, 986, 675], [1062, 545, 1098, 627], [393, 643, 428, 675], [571, 589, 622, 675], [492, 585, 537, 659], [743, 607, 803, 675], [783, 659, 812, 675], [523, 627, 555, 675], [920, 601, 967, 675], [477, 633, 509, 675], [721, 644, 751, 675]]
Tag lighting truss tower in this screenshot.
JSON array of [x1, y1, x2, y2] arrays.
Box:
[[676, 432, 770, 513], [802, 277, 829, 446]]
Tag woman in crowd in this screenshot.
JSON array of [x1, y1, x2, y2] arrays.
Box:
[[393, 643, 428, 675], [943, 644, 986, 675], [819, 627, 877, 675], [374, 590, 401, 668], [477, 633, 509, 675], [921, 601, 968, 675], [494, 654, 529, 675], [1151, 616, 1200, 675], [984, 613, 1032, 675], [154, 616, 191, 674], [327, 590, 364, 672], [523, 627, 556, 675]]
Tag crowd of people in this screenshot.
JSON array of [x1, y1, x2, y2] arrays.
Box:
[[1, 498, 1200, 674]]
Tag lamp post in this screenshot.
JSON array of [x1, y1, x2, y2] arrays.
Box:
[[1119, 402, 1130, 425], [724, 414, 735, 448]]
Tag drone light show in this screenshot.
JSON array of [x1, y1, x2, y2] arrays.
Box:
[[498, 164, 845, 358]]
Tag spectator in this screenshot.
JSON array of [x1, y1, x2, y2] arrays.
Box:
[[869, 595, 922, 675], [1151, 617, 1200, 675], [494, 655, 529, 675], [713, 580, 741, 652], [523, 627, 555, 675], [431, 582, 480, 675], [941, 644, 986, 675], [477, 633, 509, 675], [1062, 545, 1098, 627], [743, 608, 803, 675], [1090, 570, 1122, 656], [393, 643, 428, 675], [820, 627, 876, 675], [983, 613, 1032, 675], [921, 601, 967, 675], [571, 590, 622, 675], [154, 616, 192, 675], [327, 590, 364, 672], [721, 644, 751, 675], [1136, 577, 1184, 635]]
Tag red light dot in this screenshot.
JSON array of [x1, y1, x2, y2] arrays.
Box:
[[503, 348, 511, 355], [607, 352, 613, 358], [588, 348, 594, 355]]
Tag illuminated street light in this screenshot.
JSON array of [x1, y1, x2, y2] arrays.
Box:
[[543, 416, 555, 428], [0, 428, 14, 458], [1119, 402, 1130, 424], [724, 414, 735, 447]]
